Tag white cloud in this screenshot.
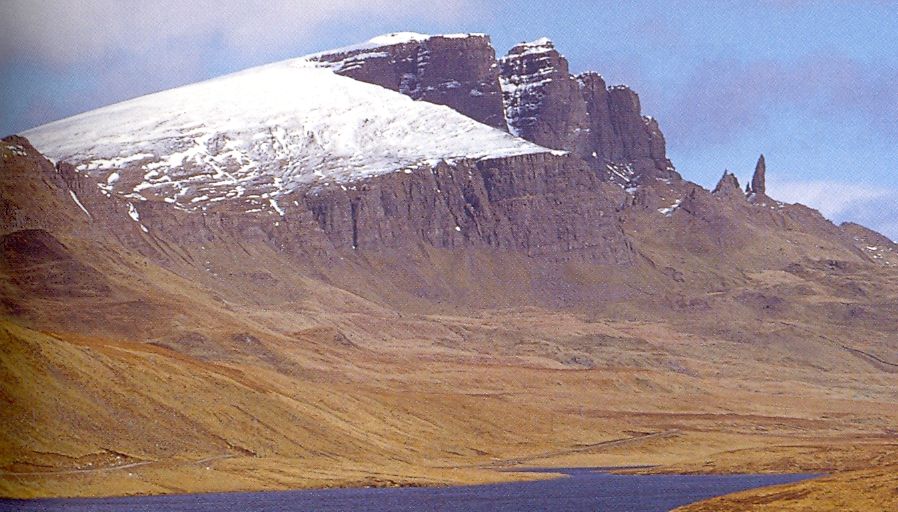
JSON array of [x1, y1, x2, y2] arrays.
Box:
[[769, 179, 898, 241], [0, 0, 478, 66]]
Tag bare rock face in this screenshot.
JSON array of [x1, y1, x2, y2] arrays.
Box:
[[578, 73, 618, 163], [602, 85, 673, 178], [313, 34, 507, 130], [747, 154, 767, 197], [712, 171, 745, 200], [315, 35, 676, 186], [303, 152, 635, 264], [499, 39, 675, 183], [499, 39, 590, 152]]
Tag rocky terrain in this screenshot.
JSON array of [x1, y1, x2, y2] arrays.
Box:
[[2, 33, 896, 510]]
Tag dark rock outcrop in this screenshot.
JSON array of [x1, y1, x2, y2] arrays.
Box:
[[0, 229, 110, 297], [499, 39, 589, 152], [315, 35, 676, 185], [313, 34, 507, 130], [498, 39, 675, 182], [712, 171, 745, 200], [747, 154, 766, 197], [303, 153, 635, 264]]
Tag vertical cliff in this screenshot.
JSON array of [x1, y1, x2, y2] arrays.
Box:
[[302, 153, 635, 264], [499, 38, 590, 152], [313, 33, 508, 130], [314, 33, 676, 186], [499, 39, 675, 183]]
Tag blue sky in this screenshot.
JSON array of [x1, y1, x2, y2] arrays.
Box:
[[2, 1, 896, 239]]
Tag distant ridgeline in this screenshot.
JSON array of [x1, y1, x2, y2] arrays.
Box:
[[13, 31, 896, 279]]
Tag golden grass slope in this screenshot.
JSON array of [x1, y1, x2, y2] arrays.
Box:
[[2, 139, 897, 510], [676, 467, 898, 512]]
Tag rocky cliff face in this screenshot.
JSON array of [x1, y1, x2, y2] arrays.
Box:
[[499, 39, 675, 184], [3, 135, 635, 273], [9, 129, 877, 329], [315, 34, 676, 186], [313, 34, 508, 130], [303, 152, 634, 263], [499, 39, 589, 152]]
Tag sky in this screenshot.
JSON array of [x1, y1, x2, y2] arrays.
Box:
[[2, 1, 896, 239]]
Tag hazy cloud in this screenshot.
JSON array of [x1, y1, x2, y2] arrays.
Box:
[[770, 179, 898, 240], [1, 1, 477, 66], [0, 0, 479, 132]]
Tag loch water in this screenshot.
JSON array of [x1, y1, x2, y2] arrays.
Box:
[[0, 468, 818, 512]]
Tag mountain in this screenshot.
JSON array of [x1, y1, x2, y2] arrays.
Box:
[[23, 50, 553, 211], [21, 32, 888, 269], [2, 33, 897, 506], [313, 33, 674, 183]]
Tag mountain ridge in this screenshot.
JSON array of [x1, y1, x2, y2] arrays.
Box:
[[22, 31, 893, 258]]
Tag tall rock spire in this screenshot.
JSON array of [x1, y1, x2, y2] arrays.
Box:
[[749, 154, 766, 197]]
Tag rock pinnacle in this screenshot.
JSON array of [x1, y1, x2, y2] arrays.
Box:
[[749, 154, 766, 197]]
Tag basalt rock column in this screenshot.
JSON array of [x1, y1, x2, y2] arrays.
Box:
[[748, 154, 767, 197]]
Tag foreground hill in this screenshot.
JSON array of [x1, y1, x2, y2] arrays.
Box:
[[2, 33, 897, 508]]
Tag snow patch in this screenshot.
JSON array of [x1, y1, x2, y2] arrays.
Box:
[[269, 198, 285, 216], [511, 37, 555, 56], [126, 203, 140, 222], [3, 143, 28, 157], [68, 190, 91, 218], [658, 199, 683, 217], [127, 202, 149, 230]]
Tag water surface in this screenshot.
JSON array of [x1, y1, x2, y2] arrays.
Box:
[[0, 468, 818, 512]]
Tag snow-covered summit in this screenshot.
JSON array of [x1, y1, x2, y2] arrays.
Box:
[[23, 46, 554, 212], [506, 37, 556, 57], [309, 32, 488, 58]]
